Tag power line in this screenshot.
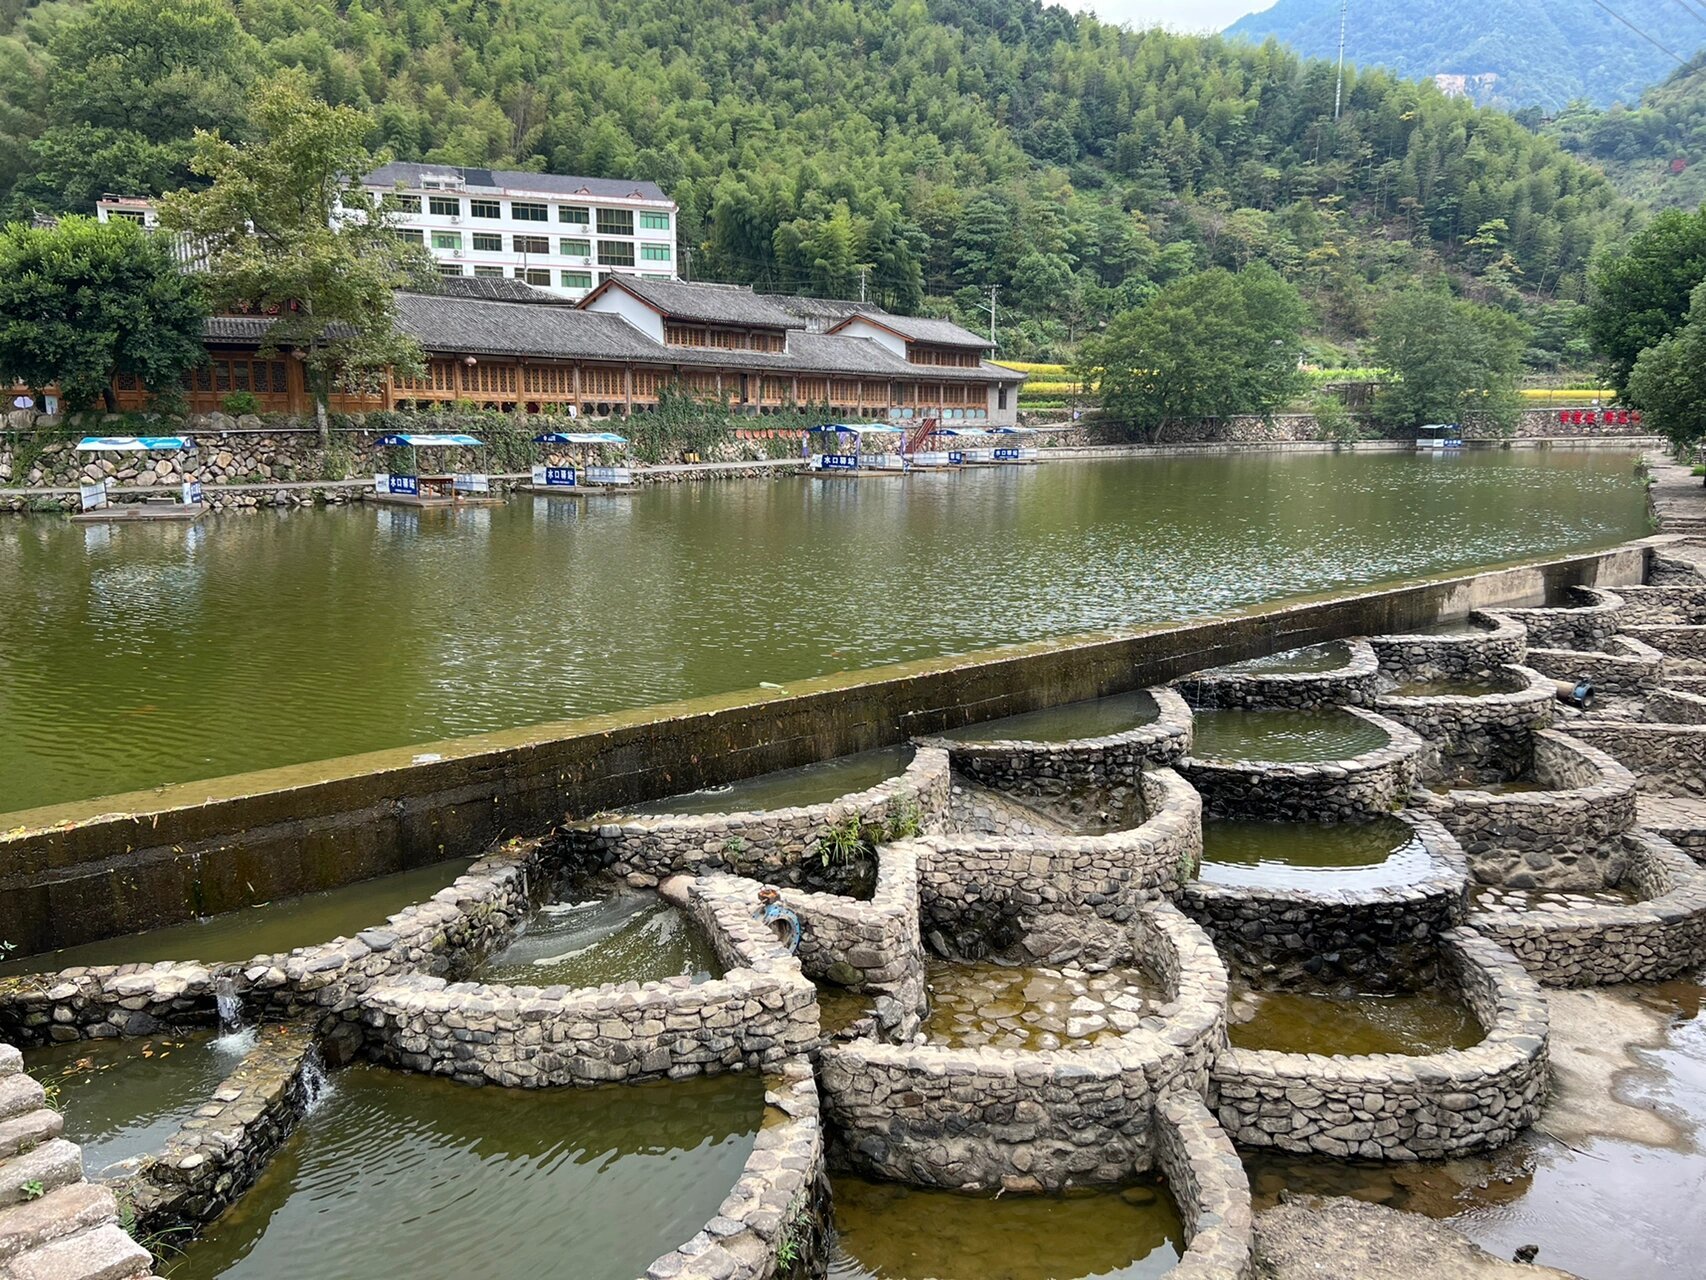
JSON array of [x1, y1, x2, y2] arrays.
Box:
[[1671, 0, 1706, 27], [1591, 0, 1690, 66]]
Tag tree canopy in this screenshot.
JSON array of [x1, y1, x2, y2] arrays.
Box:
[[1588, 207, 1706, 387], [1626, 280, 1706, 453], [0, 215, 206, 410], [1373, 291, 1529, 432]]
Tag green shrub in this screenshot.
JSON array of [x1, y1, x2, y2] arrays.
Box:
[[221, 391, 260, 416]]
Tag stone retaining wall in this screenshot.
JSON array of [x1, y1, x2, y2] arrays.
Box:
[[555, 748, 951, 885], [1175, 640, 1380, 710], [1614, 584, 1706, 625], [1367, 613, 1528, 683], [1152, 1088, 1256, 1280], [1622, 622, 1706, 660], [1524, 635, 1665, 699], [818, 901, 1226, 1192], [1179, 709, 1423, 823], [642, 1058, 829, 1280], [1468, 830, 1706, 985], [1564, 722, 1706, 798], [356, 879, 817, 1086], [917, 688, 1192, 806], [1209, 928, 1549, 1161], [914, 769, 1203, 958], [1496, 586, 1625, 651], [1179, 812, 1469, 992], [126, 1024, 319, 1236], [1372, 664, 1554, 781], [1647, 687, 1706, 724], [1422, 731, 1639, 890]]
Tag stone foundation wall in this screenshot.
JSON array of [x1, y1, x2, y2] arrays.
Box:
[[355, 881, 817, 1086], [643, 1059, 829, 1280], [1209, 928, 1549, 1160], [1564, 722, 1706, 797], [1614, 584, 1706, 625], [1179, 813, 1469, 991], [1496, 586, 1625, 651], [554, 748, 951, 884], [1367, 613, 1528, 682], [126, 1024, 319, 1235], [1423, 731, 1640, 890], [920, 688, 1192, 805], [914, 769, 1203, 953], [1622, 622, 1706, 660], [1372, 664, 1554, 781], [818, 902, 1226, 1192], [1524, 635, 1665, 699], [1179, 709, 1423, 822], [1152, 1088, 1257, 1280], [1175, 640, 1381, 710], [1647, 687, 1706, 724], [1469, 830, 1706, 985]]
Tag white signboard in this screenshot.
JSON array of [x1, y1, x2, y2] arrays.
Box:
[[587, 466, 633, 485], [453, 473, 490, 494], [913, 451, 951, 466], [79, 481, 109, 511], [181, 479, 204, 505]]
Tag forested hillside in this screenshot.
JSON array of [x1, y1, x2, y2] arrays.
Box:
[[1227, 0, 1705, 111], [1548, 55, 1706, 210], [0, 0, 1641, 360]]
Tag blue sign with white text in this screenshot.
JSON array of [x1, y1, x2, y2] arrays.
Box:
[[994, 447, 1021, 460], [820, 454, 860, 471], [388, 474, 420, 496], [546, 465, 578, 487], [948, 451, 965, 464]]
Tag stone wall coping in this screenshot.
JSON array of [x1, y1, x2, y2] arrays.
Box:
[[1183, 810, 1469, 913], [1181, 706, 1423, 776], [1374, 662, 1555, 713], [1153, 1088, 1256, 1280], [642, 1058, 826, 1280], [584, 746, 946, 839], [1527, 633, 1665, 668], [1213, 927, 1547, 1090], [918, 767, 1203, 885], [1368, 610, 1526, 648], [1497, 585, 1626, 624], [1175, 638, 1379, 699], [912, 686, 1192, 761], [1471, 829, 1706, 935]]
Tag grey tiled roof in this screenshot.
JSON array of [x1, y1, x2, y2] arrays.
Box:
[[760, 293, 882, 332], [434, 276, 575, 305], [599, 276, 805, 330], [831, 312, 994, 350], [364, 162, 670, 204], [204, 315, 278, 341]]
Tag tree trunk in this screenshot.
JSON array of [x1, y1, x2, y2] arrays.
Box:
[[315, 391, 329, 445], [101, 384, 117, 413]]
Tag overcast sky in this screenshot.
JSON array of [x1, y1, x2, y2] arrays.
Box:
[[1055, 0, 1277, 32]]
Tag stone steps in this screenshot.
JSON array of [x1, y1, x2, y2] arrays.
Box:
[[0, 1185, 120, 1264], [3, 1224, 152, 1280], [0, 1142, 84, 1209], [0, 1112, 63, 1163], [0, 1079, 45, 1126]]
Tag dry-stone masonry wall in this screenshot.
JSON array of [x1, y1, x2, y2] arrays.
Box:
[[1179, 812, 1469, 991], [556, 748, 951, 883], [1496, 586, 1625, 651], [1152, 1087, 1257, 1280], [1525, 634, 1665, 700], [1367, 613, 1528, 682], [1209, 928, 1549, 1161], [1179, 709, 1422, 823], [1174, 640, 1381, 710], [1423, 731, 1640, 889], [1372, 664, 1555, 781]]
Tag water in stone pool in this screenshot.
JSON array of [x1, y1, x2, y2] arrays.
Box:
[[933, 689, 1159, 743], [1226, 986, 1483, 1056], [1189, 709, 1392, 763], [622, 745, 912, 816], [0, 861, 474, 976], [1212, 641, 1352, 676], [1391, 675, 1518, 698], [162, 1065, 764, 1280], [476, 890, 720, 988], [1197, 818, 1434, 891], [827, 1173, 1185, 1280], [26, 1031, 245, 1179], [1, 450, 1649, 813], [924, 960, 1164, 1050]]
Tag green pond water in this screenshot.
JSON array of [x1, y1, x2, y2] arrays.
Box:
[[0, 860, 473, 976], [0, 450, 1648, 814], [1211, 641, 1353, 675], [1198, 818, 1434, 891], [476, 891, 721, 988], [1190, 709, 1393, 763], [1228, 987, 1484, 1056], [828, 1173, 1185, 1280], [26, 1031, 242, 1179], [933, 689, 1160, 743], [622, 745, 912, 816], [164, 1065, 764, 1280]]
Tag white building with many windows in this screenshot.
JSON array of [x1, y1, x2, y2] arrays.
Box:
[[362, 163, 678, 299]]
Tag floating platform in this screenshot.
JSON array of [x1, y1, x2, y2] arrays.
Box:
[[366, 491, 456, 509], [71, 501, 208, 524]]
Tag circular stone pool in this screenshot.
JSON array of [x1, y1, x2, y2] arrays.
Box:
[[923, 960, 1164, 1051], [1212, 641, 1353, 676], [165, 1066, 766, 1280], [1190, 709, 1392, 763], [932, 690, 1160, 743], [1226, 986, 1484, 1057], [1197, 817, 1436, 892], [827, 1172, 1185, 1280], [476, 889, 720, 988], [621, 745, 914, 815]]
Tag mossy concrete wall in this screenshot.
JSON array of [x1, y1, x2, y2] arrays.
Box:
[[0, 542, 1650, 953]]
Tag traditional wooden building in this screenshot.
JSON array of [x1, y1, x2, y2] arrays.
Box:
[[110, 276, 1026, 424]]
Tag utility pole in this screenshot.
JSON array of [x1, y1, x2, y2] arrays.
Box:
[[1334, 0, 1348, 120], [857, 264, 871, 304], [988, 284, 998, 346]]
